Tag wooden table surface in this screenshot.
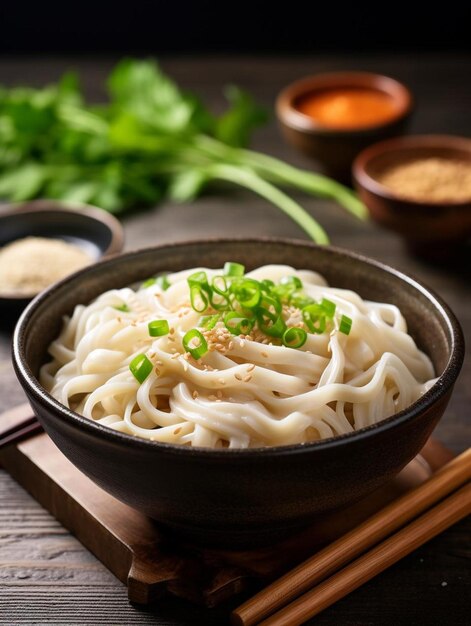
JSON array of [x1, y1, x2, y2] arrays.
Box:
[[0, 54, 470, 625]]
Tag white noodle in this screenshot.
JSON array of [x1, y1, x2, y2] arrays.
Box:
[[40, 265, 436, 448]]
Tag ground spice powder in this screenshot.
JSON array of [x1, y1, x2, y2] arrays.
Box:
[[0, 236, 92, 296], [377, 157, 471, 203]]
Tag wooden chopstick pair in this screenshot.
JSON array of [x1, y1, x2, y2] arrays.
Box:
[[0, 414, 43, 450], [232, 448, 471, 626]]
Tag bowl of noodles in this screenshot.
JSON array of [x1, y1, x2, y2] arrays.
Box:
[[12, 239, 464, 547]]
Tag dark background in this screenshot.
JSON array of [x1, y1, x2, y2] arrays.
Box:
[[1, 2, 470, 54]]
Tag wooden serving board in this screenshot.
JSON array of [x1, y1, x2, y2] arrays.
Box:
[[0, 404, 454, 608]]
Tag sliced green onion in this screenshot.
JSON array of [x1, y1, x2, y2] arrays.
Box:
[[224, 311, 254, 336], [321, 298, 336, 318], [190, 285, 210, 313], [282, 327, 307, 348], [188, 271, 212, 313], [212, 275, 228, 294], [183, 329, 208, 359], [289, 292, 314, 309], [339, 315, 352, 335], [210, 275, 230, 310], [231, 278, 261, 309], [257, 310, 286, 337], [114, 304, 130, 312], [258, 294, 282, 316], [302, 303, 327, 334], [224, 261, 245, 277], [280, 275, 303, 290], [129, 353, 153, 383], [148, 319, 170, 337], [141, 277, 156, 288], [199, 314, 220, 330], [188, 270, 209, 287], [156, 275, 171, 290], [260, 279, 275, 292]]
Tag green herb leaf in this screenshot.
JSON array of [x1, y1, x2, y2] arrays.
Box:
[[0, 58, 366, 241], [216, 85, 268, 148]]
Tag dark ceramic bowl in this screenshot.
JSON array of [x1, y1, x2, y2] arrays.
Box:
[[0, 199, 124, 321], [353, 135, 471, 255], [12, 239, 464, 547], [276, 72, 413, 182]]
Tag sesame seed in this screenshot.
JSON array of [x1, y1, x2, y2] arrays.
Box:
[[216, 390, 223, 398], [261, 351, 268, 357], [228, 341, 234, 351], [169, 327, 175, 334], [243, 375, 252, 382], [182, 362, 188, 372], [235, 373, 243, 381], [218, 378, 226, 385], [192, 390, 199, 399], [156, 360, 163, 366], [208, 394, 218, 401], [240, 340, 246, 348], [174, 427, 182, 435], [247, 364, 255, 372]]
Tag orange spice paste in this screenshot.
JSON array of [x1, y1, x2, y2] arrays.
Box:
[[295, 88, 400, 130]]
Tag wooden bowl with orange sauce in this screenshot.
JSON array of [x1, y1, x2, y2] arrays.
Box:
[[276, 72, 413, 182]]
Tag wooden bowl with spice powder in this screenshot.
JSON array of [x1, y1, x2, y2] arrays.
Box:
[[353, 135, 471, 252], [0, 200, 124, 320]]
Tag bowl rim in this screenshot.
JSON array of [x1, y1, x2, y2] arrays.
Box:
[[276, 71, 413, 136], [353, 134, 471, 207], [0, 199, 125, 302], [12, 237, 464, 459]]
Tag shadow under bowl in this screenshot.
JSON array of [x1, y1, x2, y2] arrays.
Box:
[[353, 135, 471, 255], [0, 199, 124, 321], [12, 239, 464, 547], [276, 72, 413, 182]]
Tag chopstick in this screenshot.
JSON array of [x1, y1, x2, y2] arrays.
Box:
[[232, 448, 471, 626], [0, 417, 43, 450], [257, 482, 471, 626]]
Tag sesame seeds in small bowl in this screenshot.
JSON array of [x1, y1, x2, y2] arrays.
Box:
[[0, 200, 124, 322]]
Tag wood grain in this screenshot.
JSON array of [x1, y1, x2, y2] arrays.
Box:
[[0, 54, 470, 625]]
